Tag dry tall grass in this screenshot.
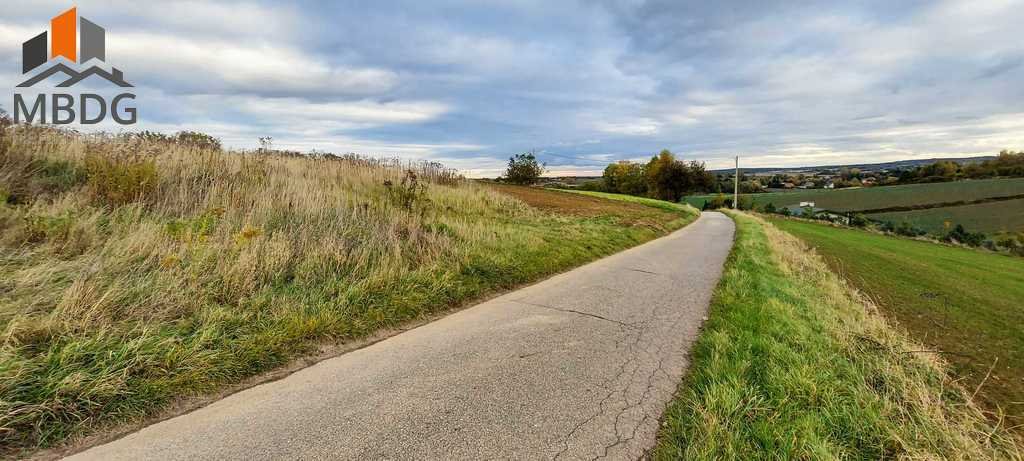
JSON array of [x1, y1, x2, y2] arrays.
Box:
[[762, 215, 1021, 458], [656, 212, 1021, 460], [0, 124, 695, 453]]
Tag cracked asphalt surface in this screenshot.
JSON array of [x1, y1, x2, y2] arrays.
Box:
[[67, 212, 735, 461]]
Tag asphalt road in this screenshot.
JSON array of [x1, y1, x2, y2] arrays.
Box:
[[67, 212, 735, 460]]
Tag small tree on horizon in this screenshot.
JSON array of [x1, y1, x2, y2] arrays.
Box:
[[504, 151, 546, 185]]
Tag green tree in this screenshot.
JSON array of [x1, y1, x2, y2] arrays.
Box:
[[920, 161, 959, 179], [602, 163, 621, 192], [645, 150, 683, 201], [504, 151, 546, 185], [596, 149, 715, 200], [603, 161, 647, 196]]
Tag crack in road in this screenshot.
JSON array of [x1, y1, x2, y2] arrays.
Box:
[[511, 299, 639, 330], [554, 274, 702, 460]]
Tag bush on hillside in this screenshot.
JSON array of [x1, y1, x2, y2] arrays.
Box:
[[84, 154, 159, 206], [504, 151, 545, 185], [129, 130, 223, 151], [944, 224, 986, 247], [702, 193, 730, 210], [385, 169, 429, 211], [849, 213, 869, 227], [880, 221, 927, 237]]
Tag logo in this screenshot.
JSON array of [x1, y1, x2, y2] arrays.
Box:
[[13, 7, 137, 125]]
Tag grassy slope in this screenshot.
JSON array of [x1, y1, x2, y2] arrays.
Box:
[[770, 218, 1024, 435], [487, 184, 697, 227], [682, 178, 1024, 211], [0, 127, 698, 453], [562, 189, 699, 213], [656, 212, 1020, 460], [867, 198, 1024, 234]]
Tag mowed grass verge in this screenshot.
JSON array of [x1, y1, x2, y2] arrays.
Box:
[[561, 189, 699, 214], [0, 126, 698, 454], [682, 177, 1024, 212], [487, 184, 697, 228], [770, 217, 1024, 437], [655, 212, 1020, 459]]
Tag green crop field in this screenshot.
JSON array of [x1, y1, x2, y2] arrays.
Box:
[[683, 178, 1024, 212], [868, 198, 1024, 234], [770, 218, 1024, 437]]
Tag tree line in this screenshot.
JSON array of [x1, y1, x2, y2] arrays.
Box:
[[584, 149, 715, 202], [894, 150, 1024, 184]]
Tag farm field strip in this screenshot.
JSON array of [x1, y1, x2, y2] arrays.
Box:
[[868, 198, 1024, 234], [683, 178, 1024, 213]]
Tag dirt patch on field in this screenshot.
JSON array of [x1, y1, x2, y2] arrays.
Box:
[[488, 184, 682, 230]]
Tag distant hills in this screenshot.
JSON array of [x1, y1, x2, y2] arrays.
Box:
[[710, 156, 997, 175]]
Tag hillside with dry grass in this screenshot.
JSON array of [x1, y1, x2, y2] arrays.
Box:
[[0, 123, 698, 454]]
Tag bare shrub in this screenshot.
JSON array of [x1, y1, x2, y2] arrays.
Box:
[[385, 169, 429, 211]]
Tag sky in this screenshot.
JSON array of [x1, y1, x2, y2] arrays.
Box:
[[2, 0, 1024, 177]]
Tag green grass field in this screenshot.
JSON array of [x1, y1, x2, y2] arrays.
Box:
[[868, 198, 1024, 234], [770, 218, 1024, 436], [682, 178, 1024, 212], [655, 213, 1019, 459]]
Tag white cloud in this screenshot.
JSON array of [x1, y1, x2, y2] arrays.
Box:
[[594, 119, 660, 136], [234, 97, 449, 126], [117, 1, 303, 39], [108, 32, 397, 96]]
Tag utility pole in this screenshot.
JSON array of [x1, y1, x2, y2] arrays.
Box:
[[733, 156, 740, 209]]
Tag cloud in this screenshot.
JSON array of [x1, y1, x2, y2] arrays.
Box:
[[594, 119, 660, 136], [234, 97, 449, 125], [2, 0, 1024, 178], [108, 32, 397, 97]]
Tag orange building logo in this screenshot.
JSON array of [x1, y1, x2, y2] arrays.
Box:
[[19, 7, 131, 88], [13, 7, 137, 125]]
